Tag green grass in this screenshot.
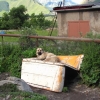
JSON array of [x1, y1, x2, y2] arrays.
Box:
[[0, 29, 57, 42], [4, 29, 58, 36], [5, 30, 21, 34], [0, 37, 19, 42], [0, 83, 48, 100], [0, 30, 20, 42], [36, 29, 57, 36]]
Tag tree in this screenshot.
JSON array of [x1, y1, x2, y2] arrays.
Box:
[[0, 12, 9, 29], [30, 13, 38, 28], [37, 12, 45, 28], [30, 12, 52, 29], [9, 5, 29, 29]]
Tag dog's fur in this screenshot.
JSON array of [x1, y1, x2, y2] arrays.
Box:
[[36, 48, 60, 63]]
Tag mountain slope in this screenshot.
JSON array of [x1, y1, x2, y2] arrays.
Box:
[[0, 0, 50, 16]]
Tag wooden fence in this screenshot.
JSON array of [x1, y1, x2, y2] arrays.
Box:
[[0, 34, 100, 45]]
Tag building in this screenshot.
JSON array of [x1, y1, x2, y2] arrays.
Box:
[[53, 4, 100, 37]]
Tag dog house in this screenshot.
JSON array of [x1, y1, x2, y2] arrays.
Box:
[[21, 55, 84, 92], [53, 4, 100, 37]]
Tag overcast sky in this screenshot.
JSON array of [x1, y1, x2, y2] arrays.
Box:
[[37, 0, 89, 5], [37, 0, 91, 10], [36, 0, 99, 10]]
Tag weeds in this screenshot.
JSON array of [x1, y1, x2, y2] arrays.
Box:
[[0, 83, 19, 92], [0, 31, 100, 86], [62, 87, 68, 92], [80, 42, 100, 86], [0, 83, 48, 100]]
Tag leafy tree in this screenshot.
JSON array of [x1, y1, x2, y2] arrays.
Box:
[[30, 13, 38, 28], [0, 6, 54, 29], [2, 12, 9, 21], [44, 19, 53, 29], [22, 20, 31, 27], [9, 5, 29, 29], [37, 12, 45, 28], [30, 12, 53, 29], [0, 13, 9, 29]]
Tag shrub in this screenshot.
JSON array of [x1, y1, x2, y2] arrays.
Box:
[[19, 26, 37, 50], [0, 44, 22, 77], [39, 40, 100, 86], [0, 43, 37, 78], [0, 32, 100, 86], [22, 48, 36, 58], [80, 42, 100, 86]]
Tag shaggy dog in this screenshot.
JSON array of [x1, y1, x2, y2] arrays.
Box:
[[36, 48, 60, 63]]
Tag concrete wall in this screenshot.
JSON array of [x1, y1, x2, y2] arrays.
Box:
[[57, 8, 100, 36]]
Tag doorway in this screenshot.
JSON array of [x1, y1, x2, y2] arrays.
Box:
[[68, 21, 90, 37]]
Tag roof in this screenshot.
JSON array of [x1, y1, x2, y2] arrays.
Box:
[[53, 4, 100, 12]]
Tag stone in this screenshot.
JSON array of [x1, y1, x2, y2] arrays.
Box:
[[0, 76, 33, 93], [6, 95, 11, 100]]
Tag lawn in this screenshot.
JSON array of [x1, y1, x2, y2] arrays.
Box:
[[0, 29, 58, 42]]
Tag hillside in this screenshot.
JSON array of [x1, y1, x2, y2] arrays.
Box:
[[0, 0, 50, 17]]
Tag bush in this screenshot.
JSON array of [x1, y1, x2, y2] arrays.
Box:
[[0, 44, 22, 77], [19, 26, 37, 50], [39, 40, 100, 86], [80, 42, 100, 86], [22, 48, 36, 58], [0, 33, 100, 86], [0, 43, 37, 78]]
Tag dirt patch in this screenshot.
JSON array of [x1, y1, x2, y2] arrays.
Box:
[[0, 72, 100, 100], [31, 82, 100, 100], [0, 72, 10, 81]]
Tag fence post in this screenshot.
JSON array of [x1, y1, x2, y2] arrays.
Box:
[[1, 36, 4, 58], [1, 36, 3, 46], [36, 38, 38, 47]]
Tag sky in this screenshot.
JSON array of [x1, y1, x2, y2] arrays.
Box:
[[37, 0, 89, 5], [71, 0, 86, 4], [37, 0, 91, 10]]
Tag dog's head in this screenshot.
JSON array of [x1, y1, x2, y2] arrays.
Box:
[[36, 48, 44, 56]]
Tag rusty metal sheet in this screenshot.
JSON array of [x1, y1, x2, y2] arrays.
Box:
[[58, 54, 84, 70]]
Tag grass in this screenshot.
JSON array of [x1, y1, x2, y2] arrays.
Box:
[[0, 92, 48, 100], [0, 37, 19, 42], [0, 83, 48, 100], [4, 29, 57, 36], [0, 83, 19, 92], [0, 29, 58, 42], [0, 30, 20, 42], [36, 29, 57, 36]]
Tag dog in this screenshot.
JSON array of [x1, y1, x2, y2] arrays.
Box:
[[36, 48, 60, 63]]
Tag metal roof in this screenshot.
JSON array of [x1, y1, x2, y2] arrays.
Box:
[[53, 4, 100, 12]]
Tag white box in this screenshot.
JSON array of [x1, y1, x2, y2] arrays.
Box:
[[21, 58, 65, 92]]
